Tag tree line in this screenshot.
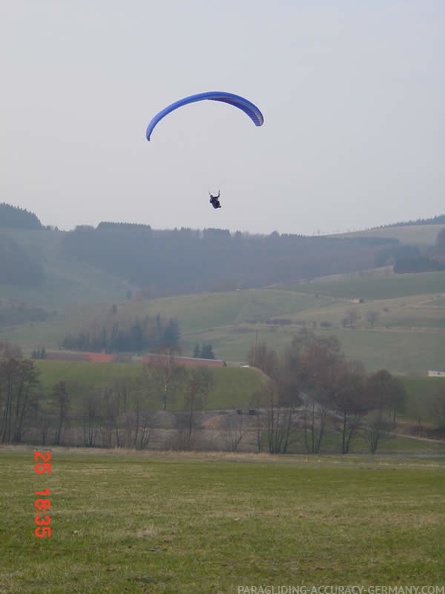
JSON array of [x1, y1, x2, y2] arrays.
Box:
[[1, 337, 444, 454], [60, 225, 394, 297], [0, 203, 43, 230], [61, 314, 180, 353]]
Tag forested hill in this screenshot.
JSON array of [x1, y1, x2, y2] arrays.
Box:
[[0, 203, 43, 229], [0, 203, 444, 304], [372, 214, 445, 228]]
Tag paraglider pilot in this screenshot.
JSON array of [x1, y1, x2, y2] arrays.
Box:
[[209, 191, 221, 209]]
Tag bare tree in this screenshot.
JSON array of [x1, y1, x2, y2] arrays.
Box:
[[363, 410, 393, 454], [223, 413, 245, 452], [254, 381, 294, 454], [247, 341, 279, 377], [365, 369, 407, 425], [366, 311, 379, 328], [342, 309, 360, 329], [182, 368, 213, 450], [144, 357, 186, 411], [51, 381, 71, 445], [333, 360, 370, 454], [298, 332, 343, 453], [301, 398, 330, 454], [82, 390, 102, 447]]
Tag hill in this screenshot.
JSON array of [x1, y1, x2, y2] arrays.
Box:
[[0, 229, 131, 307], [0, 206, 444, 375], [3, 270, 445, 374], [0, 203, 443, 307]]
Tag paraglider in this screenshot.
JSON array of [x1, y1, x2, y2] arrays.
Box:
[[146, 91, 263, 211], [146, 91, 264, 141], [209, 191, 221, 209]]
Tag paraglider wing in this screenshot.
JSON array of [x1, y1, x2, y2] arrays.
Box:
[[146, 91, 264, 141]]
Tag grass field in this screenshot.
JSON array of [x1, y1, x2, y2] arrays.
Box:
[[1, 448, 443, 594]]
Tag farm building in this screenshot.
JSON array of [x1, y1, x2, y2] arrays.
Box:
[[44, 351, 226, 367]]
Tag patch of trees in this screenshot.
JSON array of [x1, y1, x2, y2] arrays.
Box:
[[0, 302, 50, 329], [192, 343, 215, 359], [394, 256, 444, 274], [0, 338, 444, 450], [0, 234, 45, 286], [430, 228, 445, 263], [61, 315, 180, 353], [96, 221, 152, 232], [373, 214, 445, 228], [0, 203, 42, 229], [247, 330, 408, 455]]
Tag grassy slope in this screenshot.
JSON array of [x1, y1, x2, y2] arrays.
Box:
[[3, 271, 445, 374], [1, 450, 443, 593], [0, 229, 130, 307], [330, 223, 445, 245], [1, 221, 444, 375]]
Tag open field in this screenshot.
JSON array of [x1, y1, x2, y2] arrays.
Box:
[[0, 448, 443, 594]]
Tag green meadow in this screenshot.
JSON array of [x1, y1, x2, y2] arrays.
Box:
[[1, 449, 443, 594]]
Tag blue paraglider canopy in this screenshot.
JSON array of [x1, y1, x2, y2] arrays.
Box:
[[146, 91, 264, 141]]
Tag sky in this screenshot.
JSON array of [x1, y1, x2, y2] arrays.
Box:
[[1, 0, 444, 236]]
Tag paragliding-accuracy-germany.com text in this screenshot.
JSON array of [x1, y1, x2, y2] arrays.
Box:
[[236, 587, 444, 594]]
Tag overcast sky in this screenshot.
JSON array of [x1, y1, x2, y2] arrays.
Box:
[[1, 0, 444, 235]]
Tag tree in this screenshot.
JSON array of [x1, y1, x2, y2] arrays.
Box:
[[51, 381, 71, 445], [82, 390, 102, 447], [247, 341, 279, 378], [201, 343, 215, 360], [430, 386, 445, 437], [223, 413, 245, 452], [332, 360, 370, 454], [365, 369, 407, 425], [366, 311, 379, 328], [144, 355, 186, 411], [342, 309, 360, 329], [182, 368, 213, 450], [0, 355, 40, 443], [363, 410, 393, 454], [297, 332, 343, 453]]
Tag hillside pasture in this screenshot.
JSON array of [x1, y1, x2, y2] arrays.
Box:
[[285, 270, 445, 300], [330, 223, 445, 245], [0, 449, 443, 593]]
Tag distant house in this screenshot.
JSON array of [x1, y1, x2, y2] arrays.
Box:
[[142, 354, 226, 368], [428, 370, 445, 378]]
